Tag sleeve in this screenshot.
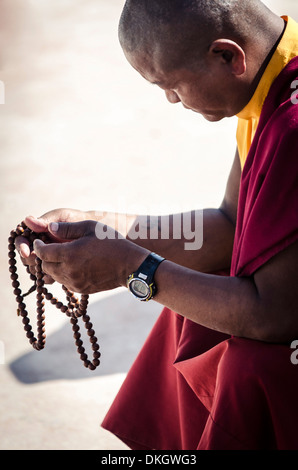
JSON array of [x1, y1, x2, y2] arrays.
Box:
[[231, 100, 298, 277]]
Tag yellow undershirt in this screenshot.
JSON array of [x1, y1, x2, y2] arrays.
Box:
[[236, 16, 298, 169]]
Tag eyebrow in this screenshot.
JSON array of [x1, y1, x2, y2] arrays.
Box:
[[150, 80, 169, 90]]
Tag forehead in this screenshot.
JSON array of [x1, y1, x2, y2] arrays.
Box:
[[125, 49, 166, 82], [124, 49, 195, 88]]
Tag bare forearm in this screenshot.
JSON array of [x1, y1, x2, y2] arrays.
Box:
[[153, 259, 260, 339], [121, 238, 298, 343], [88, 208, 235, 273], [32, 202, 298, 344], [135, 208, 235, 272]]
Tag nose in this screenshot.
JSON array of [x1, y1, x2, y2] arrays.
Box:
[[165, 90, 181, 104]]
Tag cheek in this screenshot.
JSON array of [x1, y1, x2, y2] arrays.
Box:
[[188, 82, 223, 110], [180, 86, 206, 110]]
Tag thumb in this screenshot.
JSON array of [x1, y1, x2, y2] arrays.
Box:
[[48, 220, 96, 241], [24, 215, 48, 233]]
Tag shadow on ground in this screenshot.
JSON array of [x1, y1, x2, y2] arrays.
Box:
[[9, 289, 161, 384]]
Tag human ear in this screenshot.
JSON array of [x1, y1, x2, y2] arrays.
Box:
[[209, 39, 246, 76]]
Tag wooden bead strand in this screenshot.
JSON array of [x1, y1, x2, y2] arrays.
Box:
[[8, 222, 101, 370]]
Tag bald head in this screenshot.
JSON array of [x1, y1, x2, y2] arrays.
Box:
[[119, 0, 273, 71], [118, 0, 284, 120]]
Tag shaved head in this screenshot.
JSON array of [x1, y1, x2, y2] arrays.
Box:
[[118, 0, 284, 120], [118, 0, 266, 71]]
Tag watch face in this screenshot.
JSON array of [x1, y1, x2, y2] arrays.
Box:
[[129, 279, 150, 300]]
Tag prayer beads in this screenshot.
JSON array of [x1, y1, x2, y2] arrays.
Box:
[[8, 222, 101, 370]]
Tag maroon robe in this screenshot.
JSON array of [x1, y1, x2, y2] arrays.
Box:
[[101, 56, 298, 450]]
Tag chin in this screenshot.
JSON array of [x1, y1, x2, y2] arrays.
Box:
[[202, 113, 225, 122], [188, 107, 228, 122]]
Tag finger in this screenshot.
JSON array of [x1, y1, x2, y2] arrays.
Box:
[[15, 236, 31, 258], [22, 254, 37, 270], [48, 220, 96, 241], [41, 261, 64, 284], [43, 274, 55, 285], [27, 265, 54, 284], [25, 215, 64, 243], [24, 215, 48, 233], [33, 239, 65, 263]]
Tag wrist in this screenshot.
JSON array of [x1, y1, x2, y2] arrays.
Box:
[[124, 245, 166, 301], [118, 240, 150, 288]]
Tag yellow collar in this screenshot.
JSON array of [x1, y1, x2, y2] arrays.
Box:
[[237, 16, 298, 120]]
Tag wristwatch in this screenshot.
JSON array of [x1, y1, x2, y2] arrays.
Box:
[[127, 252, 165, 301]]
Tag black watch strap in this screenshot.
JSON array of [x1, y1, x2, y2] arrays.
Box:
[[135, 252, 165, 284]]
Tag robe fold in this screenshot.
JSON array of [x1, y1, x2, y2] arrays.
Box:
[[101, 56, 298, 450]]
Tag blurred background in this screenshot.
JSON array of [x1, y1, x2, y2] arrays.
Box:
[[0, 0, 297, 450]]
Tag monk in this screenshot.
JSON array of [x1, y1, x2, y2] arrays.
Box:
[[16, 0, 298, 450]]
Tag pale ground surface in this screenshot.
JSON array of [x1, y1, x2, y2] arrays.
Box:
[[0, 0, 297, 451]]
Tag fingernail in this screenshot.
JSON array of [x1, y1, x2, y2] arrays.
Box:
[[49, 222, 59, 232]]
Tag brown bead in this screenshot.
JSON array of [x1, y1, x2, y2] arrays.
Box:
[[10, 223, 100, 369]]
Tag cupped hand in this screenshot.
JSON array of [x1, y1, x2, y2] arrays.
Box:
[[14, 208, 88, 283], [33, 220, 133, 294]]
